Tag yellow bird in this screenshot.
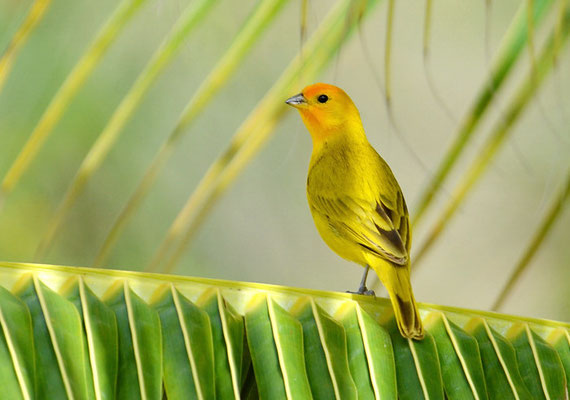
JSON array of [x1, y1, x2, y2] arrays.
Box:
[[286, 83, 424, 339]]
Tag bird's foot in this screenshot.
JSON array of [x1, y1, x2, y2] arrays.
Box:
[[346, 286, 375, 296]]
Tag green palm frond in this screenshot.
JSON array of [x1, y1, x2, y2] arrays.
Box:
[[0, 0, 569, 397], [0, 262, 568, 399]]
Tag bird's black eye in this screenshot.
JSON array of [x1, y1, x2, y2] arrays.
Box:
[[317, 94, 329, 103]]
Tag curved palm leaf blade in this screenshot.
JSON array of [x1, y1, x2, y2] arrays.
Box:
[[465, 318, 536, 399], [507, 323, 566, 399], [14, 274, 90, 400], [152, 284, 214, 399], [425, 312, 488, 399], [547, 329, 570, 387], [384, 316, 444, 399], [104, 281, 162, 400], [199, 288, 246, 399], [336, 301, 397, 399], [291, 297, 358, 399], [245, 294, 312, 399], [0, 286, 35, 400], [61, 277, 118, 400], [0, 261, 567, 399]]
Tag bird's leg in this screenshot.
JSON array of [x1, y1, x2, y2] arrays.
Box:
[[347, 265, 375, 296]]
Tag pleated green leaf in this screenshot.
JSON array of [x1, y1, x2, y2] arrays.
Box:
[[507, 323, 566, 400], [425, 312, 488, 400], [104, 281, 162, 400], [336, 301, 396, 400], [292, 297, 357, 400], [61, 277, 118, 400], [14, 274, 89, 400], [245, 295, 285, 400], [244, 294, 312, 399], [240, 330, 252, 390], [198, 288, 245, 399], [240, 360, 259, 400], [465, 318, 533, 399], [0, 285, 35, 400], [546, 328, 570, 391], [151, 284, 214, 400], [383, 316, 444, 400], [0, 262, 568, 399]]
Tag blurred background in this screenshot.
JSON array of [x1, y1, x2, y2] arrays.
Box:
[[0, 0, 568, 321]]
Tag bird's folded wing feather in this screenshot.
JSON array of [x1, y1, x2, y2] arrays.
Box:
[[310, 193, 409, 265]]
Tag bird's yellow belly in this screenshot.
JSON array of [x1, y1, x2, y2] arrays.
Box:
[[311, 210, 368, 267]]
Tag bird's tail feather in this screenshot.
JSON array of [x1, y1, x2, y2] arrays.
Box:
[[374, 262, 424, 340]]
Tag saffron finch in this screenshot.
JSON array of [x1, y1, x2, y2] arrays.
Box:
[[286, 83, 424, 339]]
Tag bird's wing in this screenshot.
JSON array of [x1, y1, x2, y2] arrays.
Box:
[[310, 192, 409, 265]]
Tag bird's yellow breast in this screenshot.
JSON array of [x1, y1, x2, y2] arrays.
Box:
[[306, 137, 400, 265]]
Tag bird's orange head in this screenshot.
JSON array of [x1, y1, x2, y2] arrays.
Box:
[[285, 83, 364, 145]]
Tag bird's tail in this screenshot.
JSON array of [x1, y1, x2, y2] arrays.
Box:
[[373, 261, 424, 340]]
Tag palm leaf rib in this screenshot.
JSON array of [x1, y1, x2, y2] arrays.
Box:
[[0, 262, 567, 399]]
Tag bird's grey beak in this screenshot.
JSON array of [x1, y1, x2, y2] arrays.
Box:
[[285, 93, 307, 107]]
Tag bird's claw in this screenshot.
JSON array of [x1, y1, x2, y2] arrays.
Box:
[[346, 287, 376, 296]]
